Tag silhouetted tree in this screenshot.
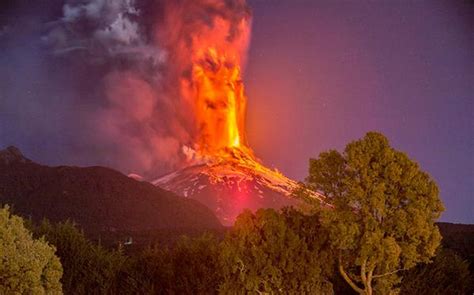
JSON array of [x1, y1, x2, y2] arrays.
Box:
[[306, 132, 444, 294], [401, 248, 471, 295], [0, 206, 63, 294]]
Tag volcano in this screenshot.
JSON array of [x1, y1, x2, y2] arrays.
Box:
[[149, 3, 326, 225], [154, 148, 325, 225], [135, 0, 323, 225]]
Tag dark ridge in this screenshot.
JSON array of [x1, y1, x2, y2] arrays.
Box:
[[0, 146, 222, 239], [437, 222, 474, 267]]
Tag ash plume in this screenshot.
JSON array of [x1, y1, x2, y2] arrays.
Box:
[[0, 0, 251, 177]]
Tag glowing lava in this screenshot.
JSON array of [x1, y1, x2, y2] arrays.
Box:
[[193, 47, 246, 152], [182, 14, 251, 156]]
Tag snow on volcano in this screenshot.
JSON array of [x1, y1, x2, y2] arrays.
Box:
[[153, 148, 325, 225]]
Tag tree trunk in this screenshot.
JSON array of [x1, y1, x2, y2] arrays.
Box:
[[338, 255, 365, 294], [338, 255, 375, 295]]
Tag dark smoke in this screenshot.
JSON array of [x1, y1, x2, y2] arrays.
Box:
[[0, 0, 250, 178]]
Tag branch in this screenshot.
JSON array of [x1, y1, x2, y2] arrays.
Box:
[[372, 268, 405, 279], [338, 255, 365, 294], [360, 258, 368, 290], [367, 266, 374, 286], [237, 259, 245, 273], [367, 265, 375, 295]]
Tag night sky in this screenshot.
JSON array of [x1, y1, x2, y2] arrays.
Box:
[[1, 1, 473, 223], [245, 0, 473, 223]]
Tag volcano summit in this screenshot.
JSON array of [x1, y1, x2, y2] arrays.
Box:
[[154, 148, 325, 225]]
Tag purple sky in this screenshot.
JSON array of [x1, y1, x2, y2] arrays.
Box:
[[0, 0, 472, 223], [245, 0, 473, 223]]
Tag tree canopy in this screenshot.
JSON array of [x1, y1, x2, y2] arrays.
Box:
[[219, 208, 334, 294], [0, 206, 63, 294], [306, 132, 444, 294]]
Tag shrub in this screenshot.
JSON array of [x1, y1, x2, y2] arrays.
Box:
[[0, 205, 63, 294]]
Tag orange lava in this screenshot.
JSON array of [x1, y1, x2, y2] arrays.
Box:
[[187, 17, 251, 155]]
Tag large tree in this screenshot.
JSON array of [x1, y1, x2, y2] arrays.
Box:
[[306, 132, 444, 294], [0, 206, 63, 294]]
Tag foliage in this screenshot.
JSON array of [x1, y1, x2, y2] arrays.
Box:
[[400, 248, 472, 295], [0, 205, 63, 294], [117, 245, 172, 294], [306, 132, 444, 294], [172, 234, 223, 293], [120, 233, 222, 294], [219, 208, 334, 294], [33, 220, 125, 294]]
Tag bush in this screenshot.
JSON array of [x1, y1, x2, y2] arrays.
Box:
[[0, 205, 63, 294]]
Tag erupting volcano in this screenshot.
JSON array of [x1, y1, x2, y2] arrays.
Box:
[[153, 0, 324, 225]]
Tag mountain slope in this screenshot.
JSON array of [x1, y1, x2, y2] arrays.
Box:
[[0, 146, 222, 234], [154, 148, 325, 225]]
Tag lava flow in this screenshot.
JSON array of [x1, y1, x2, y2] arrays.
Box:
[[154, 0, 324, 225]]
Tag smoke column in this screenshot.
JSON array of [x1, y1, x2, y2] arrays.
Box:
[[0, 0, 251, 177]]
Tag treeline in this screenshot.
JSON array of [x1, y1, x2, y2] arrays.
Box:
[[1, 205, 472, 294], [2, 132, 472, 294]]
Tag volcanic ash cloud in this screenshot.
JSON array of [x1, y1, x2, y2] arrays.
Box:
[[41, 0, 252, 176]]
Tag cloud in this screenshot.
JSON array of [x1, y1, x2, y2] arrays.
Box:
[[95, 13, 140, 45]]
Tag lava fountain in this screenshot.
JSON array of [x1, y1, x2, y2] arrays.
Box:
[[154, 0, 324, 225], [180, 8, 251, 158], [193, 47, 246, 152]]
